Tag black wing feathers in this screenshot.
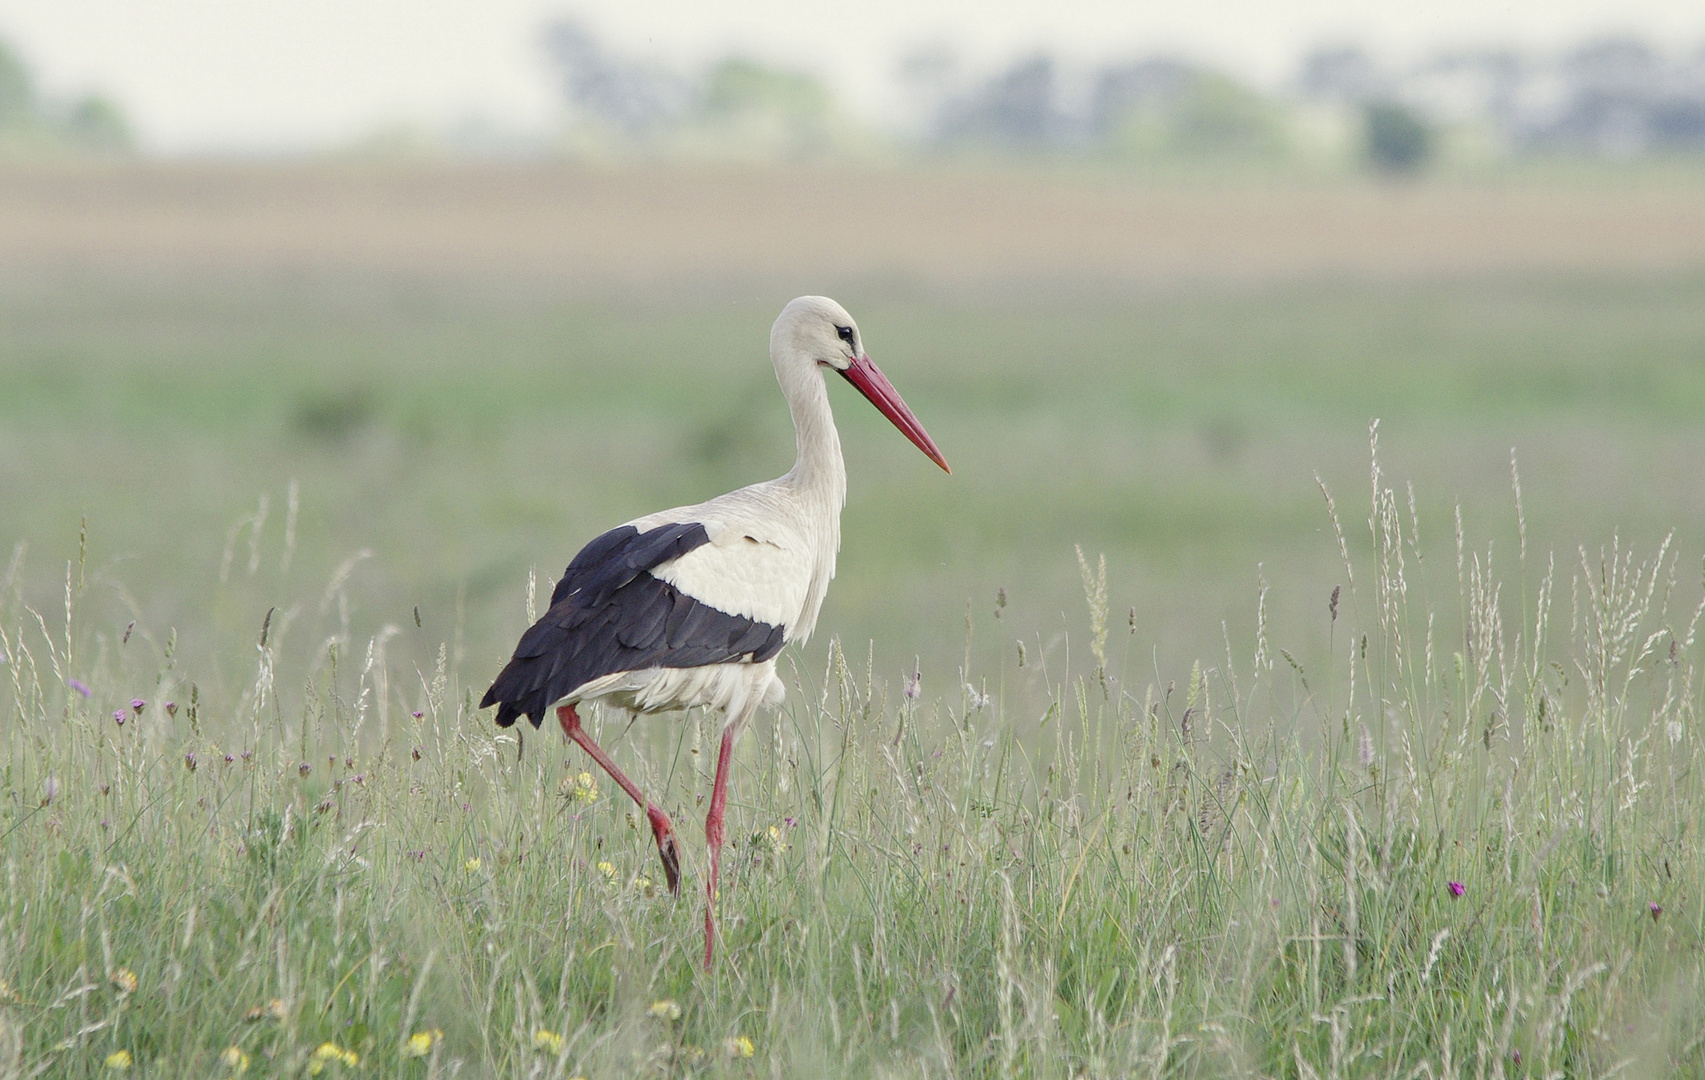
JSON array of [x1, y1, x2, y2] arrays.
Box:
[[482, 522, 787, 729]]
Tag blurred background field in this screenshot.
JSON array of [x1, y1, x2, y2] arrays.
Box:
[[3, 160, 1705, 704]]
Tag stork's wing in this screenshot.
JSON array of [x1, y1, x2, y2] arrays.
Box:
[[481, 522, 787, 729]]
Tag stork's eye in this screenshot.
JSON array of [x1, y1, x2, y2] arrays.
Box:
[[835, 325, 855, 345]]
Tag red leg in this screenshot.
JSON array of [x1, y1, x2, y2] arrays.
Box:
[[703, 726, 737, 968], [557, 705, 680, 894]]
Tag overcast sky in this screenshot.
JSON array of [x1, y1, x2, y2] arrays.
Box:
[[3, 0, 1703, 153]]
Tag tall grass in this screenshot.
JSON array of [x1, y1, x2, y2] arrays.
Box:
[[3, 430, 1703, 1078]]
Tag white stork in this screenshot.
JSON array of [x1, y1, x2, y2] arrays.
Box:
[[482, 296, 949, 966]]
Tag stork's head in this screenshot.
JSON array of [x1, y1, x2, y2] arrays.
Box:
[[772, 295, 951, 474]]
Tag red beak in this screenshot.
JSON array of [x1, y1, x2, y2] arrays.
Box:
[[838, 354, 951, 474]]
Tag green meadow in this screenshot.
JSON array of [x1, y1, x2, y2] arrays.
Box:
[[3, 166, 1705, 1076]]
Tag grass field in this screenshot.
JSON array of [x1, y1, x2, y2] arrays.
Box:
[[3, 162, 1705, 1076]]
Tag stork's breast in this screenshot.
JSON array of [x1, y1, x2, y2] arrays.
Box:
[[649, 532, 809, 630]]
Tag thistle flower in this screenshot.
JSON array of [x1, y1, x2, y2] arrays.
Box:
[[1447, 881, 1465, 898], [532, 1029, 564, 1054], [130, 699, 145, 713], [104, 1049, 133, 1070], [244, 998, 288, 1022], [68, 678, 91, 698], [298, 762, 312, 778], [723, 1035, 756, 1058], [403, 1029, 442, 1057], [109, 968, 137, 994], [1650, 901, 1663, 922], [219, 1045, 250, 1072], [965, 683, 990, 711], [649, 999, 683, 1020], [184, 752, 198, 772], [113, 709, 127, 726], [164, 701, 177, 717], [411, 710, 423, 719]]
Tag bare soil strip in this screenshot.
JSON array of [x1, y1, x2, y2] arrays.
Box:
[[3, 163, 1703, 285]]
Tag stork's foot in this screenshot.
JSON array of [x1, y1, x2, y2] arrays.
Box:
[[648, 804, 682, 895]]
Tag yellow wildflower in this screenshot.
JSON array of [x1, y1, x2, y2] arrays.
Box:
[[596, 861, 616, 881], [634, 875, 654, 897], [404, 1028, 442, 1057], [104, 1049, 133, 1070], [767, 824, 788, 852], [723, 1035, 755, 1058], [109, 968, 138, 994], [532, 1029, 564, 1054], [219, 1045, 250, 1072], [463, 857, 481, 872], [307, 1042, 358, 1074], [561, 771, 600, 804], [648, 999, 682, 1021]]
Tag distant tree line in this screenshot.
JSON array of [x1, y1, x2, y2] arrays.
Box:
[[0, 38, 130, 153], [542, 22, 1705, 173], [1301, 39, 1705, 162], [539, 21, 851, 159]]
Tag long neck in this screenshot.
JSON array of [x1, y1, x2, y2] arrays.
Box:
[[780, 365, 847, 510]]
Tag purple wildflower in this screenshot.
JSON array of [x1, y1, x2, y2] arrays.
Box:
[[68, 678, 91, 698], [113, 709, 126, 726], [1650, 901, 1663, 922], [1447, 881, 1465, 898], [224, 754, 235, 764], [412, 710, 423, 719], [130, 699, 145, 713], [184, 752, 197, 772], [164, 701, 177, 717], [298, 762, 312, 778], [903, 669, 922, 701]]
